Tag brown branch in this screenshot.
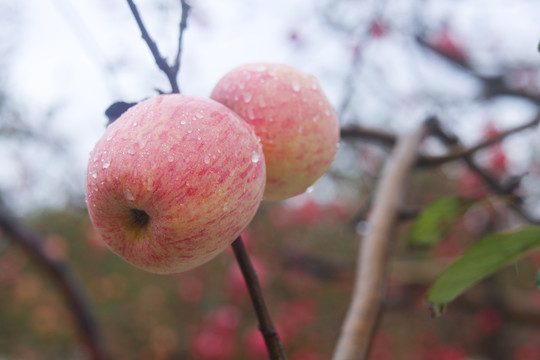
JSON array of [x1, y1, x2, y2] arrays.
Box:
[[341, 111, 540, 170], [0, 207, 110, 360], [126, 0, 190, 94], [340, 125, 396, 146], [231, 236, 287, 360], [332, 124, 427, 360], [418, 111, 540, 167], [427, 117, 540, 223]]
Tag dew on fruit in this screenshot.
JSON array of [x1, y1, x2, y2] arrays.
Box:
[[180, 120, 186, 125], [306, 186, 314, 194], [91, 171, 97, 179], [223, 202, 229, 211], [204, 155, 210, 164], [243, 92, 253, 103], [127, 148, 136, 155], [291, 80, 301, 92], [238, 82, 245, 90], [102, 159, 111, 169], [132, 122, 138, 127], [168, 155, 174, 162], [251, 150, 260, 163], [106, 133, 114, 141], [195, 112, 204, 119], [313, 115, 320, 123], [124, 188, 135, 201]]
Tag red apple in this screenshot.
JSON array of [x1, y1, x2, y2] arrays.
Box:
[[211, 63, 339, 201], [86, 94, 266, 274]]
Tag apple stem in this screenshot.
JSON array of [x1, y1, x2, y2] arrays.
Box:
[[231, 236, 288, 360]]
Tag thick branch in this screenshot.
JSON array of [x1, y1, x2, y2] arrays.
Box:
[[332, 125, 427, 360], [231, 237, 287, 360], [0, 207, 109, 360]]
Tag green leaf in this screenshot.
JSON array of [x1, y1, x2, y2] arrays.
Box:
[[426, 226, 540, 315], [408, 196, 470, 247]]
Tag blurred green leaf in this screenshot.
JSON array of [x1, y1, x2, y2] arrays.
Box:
[[408, 196, 470, 247], [426, 226, 540, 315]]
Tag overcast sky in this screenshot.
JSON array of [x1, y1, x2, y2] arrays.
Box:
[[2, 0, 540, 213]]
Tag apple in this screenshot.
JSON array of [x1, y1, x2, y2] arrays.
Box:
[[210, 63, 340, 201], [85, 94, 266, 274]]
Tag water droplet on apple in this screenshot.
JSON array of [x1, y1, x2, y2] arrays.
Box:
[[306, 186, 314, 194], [102, 159, 111, 169], [238, 82, 245, 90], [91, 171, 97, 179], [168, 155, 174, 162], [195, 112, 204, 119], [223, 202, 229, 211], [180, 120, 186, 125], [251, 151, 260, 163], [127, 148, 136, 155], [204, 155, 210, 164], [244, 92, 252, 103], [313, 115, 320, 123], [124, 188, 135, 201], [132, 122, 137, 127], [106, 134, 113, 141], [291, 80, 301, 92]]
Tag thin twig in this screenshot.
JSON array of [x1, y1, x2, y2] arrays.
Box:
[[418, 111, 540, 167], [332, 125, 427, 360], [126, 0, 190, 93], [341, 111, 540, 169], [172, 0, 191, 75], [0, 207, 110, 360], [231, 236, 287, 360], [427, 117, 540, 223]]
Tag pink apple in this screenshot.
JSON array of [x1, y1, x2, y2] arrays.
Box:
[[210, 63, 340, 201], [86, 94, 266, 274]]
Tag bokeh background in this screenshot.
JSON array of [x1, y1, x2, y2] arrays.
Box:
[[1, 0, 540, 359]]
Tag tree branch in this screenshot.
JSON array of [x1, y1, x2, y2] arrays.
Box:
[[126, 0, 190, 94], [0, 207, 110, 360], [231, 236, 287, 360], [172, 0, 191, 75], [332, 124, 427, 360], [418, 111, 540, 167]]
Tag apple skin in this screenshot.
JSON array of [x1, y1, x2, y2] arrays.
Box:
[[210, 63, 339, 201], [86, 94, 266, 274]]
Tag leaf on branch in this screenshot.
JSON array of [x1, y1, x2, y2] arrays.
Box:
[[425, 226, 540, 316], [408, 195, 472, 247]]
